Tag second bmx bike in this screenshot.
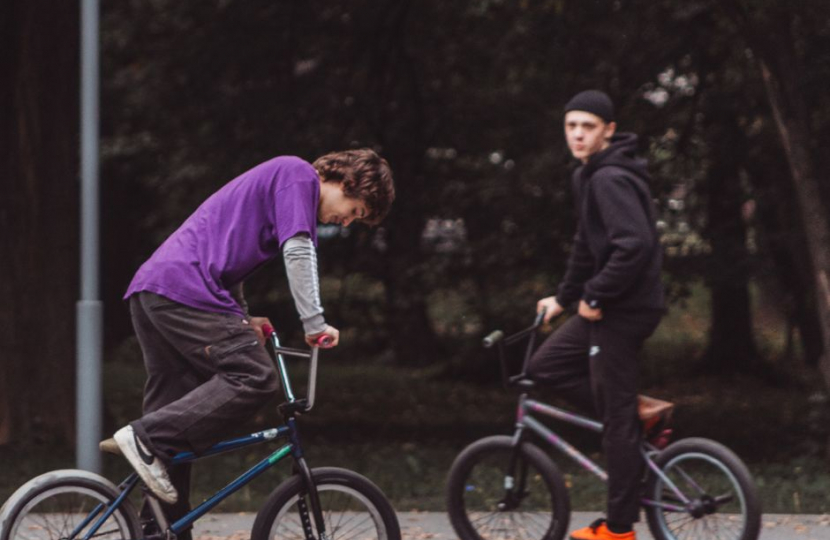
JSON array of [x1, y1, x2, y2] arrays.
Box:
[[446, 313, 761, 540]]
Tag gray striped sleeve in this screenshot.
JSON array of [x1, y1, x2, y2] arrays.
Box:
[[282, 233, 326, 334]]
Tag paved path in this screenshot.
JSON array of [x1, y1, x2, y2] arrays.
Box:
[[191, 512, 830, 540]]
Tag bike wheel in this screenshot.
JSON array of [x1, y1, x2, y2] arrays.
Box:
[[644, 437, 761, 540], [0, 469, 141, 540], [251, 467, 400, 540], [446, 435, 570, 540]]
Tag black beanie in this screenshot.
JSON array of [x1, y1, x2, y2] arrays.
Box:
[[563, 90, 615, 123]]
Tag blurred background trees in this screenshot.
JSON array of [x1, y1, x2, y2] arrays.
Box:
[[3, 0, 830, 464], [1, 0, 79, 446]]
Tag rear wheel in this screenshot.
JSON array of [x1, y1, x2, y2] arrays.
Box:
[[446, 435, 570, 540], [644, 438, 761, 540], [251, 467, 400, 540], [0, 470, 140, 540]]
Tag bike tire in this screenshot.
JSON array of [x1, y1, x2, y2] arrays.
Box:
[[644, 437, 761, 540], [446, 435, 570, 540], [0, 469, 141, 540], [251, 466, 401, 540]]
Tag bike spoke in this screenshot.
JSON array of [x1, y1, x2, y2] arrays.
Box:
[[522, 511, 553, 537], [712, 493, 734, 505], [274, 513, 308, 539], [467, 508, 552, 540], [269, 480, 390, 540], [331, 514, 375, 540]]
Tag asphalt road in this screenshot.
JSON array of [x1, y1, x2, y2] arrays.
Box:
[[190, 511, 830, 540]]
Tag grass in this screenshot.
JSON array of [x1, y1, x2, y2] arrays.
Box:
[[2, 352, 828, 514]]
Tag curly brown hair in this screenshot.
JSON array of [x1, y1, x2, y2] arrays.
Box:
[[312, 149, 395, 226]]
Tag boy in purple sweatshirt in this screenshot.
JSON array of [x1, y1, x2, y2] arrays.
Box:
[[114, 149, 394, 538]]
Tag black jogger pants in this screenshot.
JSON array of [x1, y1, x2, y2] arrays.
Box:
[[527, 309, 662, 526]]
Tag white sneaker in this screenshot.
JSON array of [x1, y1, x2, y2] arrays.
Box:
[[114, 426, 178, 504]]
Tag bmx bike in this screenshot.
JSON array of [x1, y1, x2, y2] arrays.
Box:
[[0, 325, 401, 540], [446, 312, 761, 540]]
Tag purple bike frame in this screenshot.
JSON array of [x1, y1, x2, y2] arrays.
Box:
[[514, 394, 688, 512]]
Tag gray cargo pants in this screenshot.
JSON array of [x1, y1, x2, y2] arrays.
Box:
[[128, 291, 280, 535]]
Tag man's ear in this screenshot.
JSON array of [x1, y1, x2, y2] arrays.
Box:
[[605, 121, 617, 140]]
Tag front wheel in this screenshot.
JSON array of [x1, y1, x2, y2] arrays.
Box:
[[0, 469, 141, 540], [446, 435, 570, 540], [251, 467, 400, 540], [644, 437, 761, 540]]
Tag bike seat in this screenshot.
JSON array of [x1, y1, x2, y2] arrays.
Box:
[[99, 438, 122, 455]]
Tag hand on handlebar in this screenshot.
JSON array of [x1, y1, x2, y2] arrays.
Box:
[[256, 320, 338, 349], [536, 296, 564, 324], [250, 316, 275, 345], [306, 325, 339, 348]]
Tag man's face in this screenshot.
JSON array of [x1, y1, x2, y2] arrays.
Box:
[[318, 183, 368, 227], [564, 111, 616, 163]]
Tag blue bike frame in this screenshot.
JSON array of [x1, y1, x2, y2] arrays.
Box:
[[79, 331, 325, 540]]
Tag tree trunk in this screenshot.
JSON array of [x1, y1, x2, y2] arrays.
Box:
[[702, 117, 760, 372], [723, 0, 830, 388], [0, 0, 79, 445], [381, 176, 440, 366], [757, 59, 830, 388], [747, 152, 824, 367], [367, 1, 441, 366]]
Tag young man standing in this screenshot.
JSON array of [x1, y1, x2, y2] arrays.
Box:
[[113, 149, 394, 539], [530, 90, 665, 540]]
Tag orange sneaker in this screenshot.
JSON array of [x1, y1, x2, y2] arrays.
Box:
[[570, 519, 635, 540]]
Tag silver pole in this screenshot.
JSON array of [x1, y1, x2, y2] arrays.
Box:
[[77, 0, 102, 473]]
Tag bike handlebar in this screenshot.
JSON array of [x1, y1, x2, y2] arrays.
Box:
[[482, 330, 504, 348], [261, 323, 321, 413], [483, 308, 558, 389], [482, 309, 547, 348]]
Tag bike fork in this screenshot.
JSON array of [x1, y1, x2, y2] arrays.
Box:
[[499, 425, 529, 509], [296, 457, 329, 540]]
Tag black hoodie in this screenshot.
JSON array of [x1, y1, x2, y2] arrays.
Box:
[[555, 132, 665, 312]]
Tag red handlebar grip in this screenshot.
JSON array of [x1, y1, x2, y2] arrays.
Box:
[[261, 323, 274, 336], [316, 335, 334, 348]]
